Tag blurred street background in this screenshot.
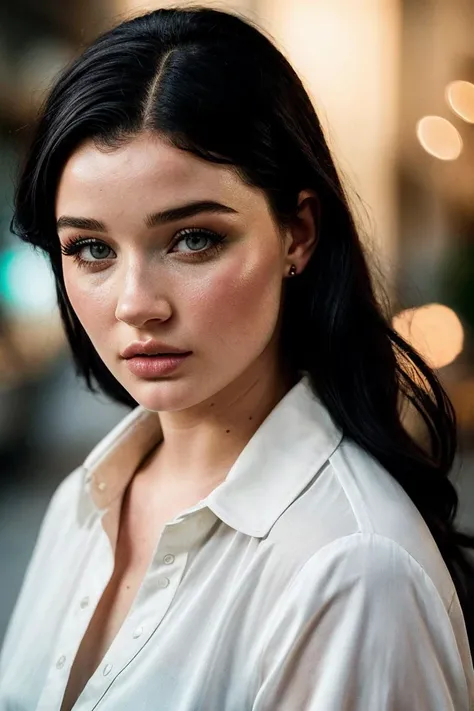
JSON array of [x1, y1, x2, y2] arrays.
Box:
[[1, 0, 474, 642]]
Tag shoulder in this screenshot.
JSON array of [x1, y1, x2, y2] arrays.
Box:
[[39, 465, 85, 535], [0, 465, 87, 676], [14, 465, 87, 579], [273, 436, 455, 609], [293, 530, 443, 603], [329, 438, 456, 605], [255, 531, 472, 711], [262, 531, 458, 669], [49, 464, 85, 508]]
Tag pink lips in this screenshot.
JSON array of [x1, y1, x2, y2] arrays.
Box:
[[121, 340, 191, 359], [124, 353, 191, 378]]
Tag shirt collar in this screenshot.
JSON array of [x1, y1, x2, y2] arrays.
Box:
[[80, 374, 343, 539]]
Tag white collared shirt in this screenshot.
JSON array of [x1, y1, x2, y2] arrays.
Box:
[[0, 374, 473, 710]]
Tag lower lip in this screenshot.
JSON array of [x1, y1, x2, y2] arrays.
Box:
[[124, 353, 192, 378]]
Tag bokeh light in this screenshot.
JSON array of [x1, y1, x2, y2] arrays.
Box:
[[446, 80, 474, 123], [392, 303, 464, 369], [0, 246, 57, 317], [416, 116, 463, 160]]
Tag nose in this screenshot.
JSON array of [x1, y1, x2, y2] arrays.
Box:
[[115, 264, 172, 328]]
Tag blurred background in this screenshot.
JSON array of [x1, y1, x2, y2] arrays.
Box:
[[1, 0, 474, 642]]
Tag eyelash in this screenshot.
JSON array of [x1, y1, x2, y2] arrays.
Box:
[[60, 227, 227, 270]]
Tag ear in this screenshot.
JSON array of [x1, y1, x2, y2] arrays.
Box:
[[282, 189, 320, 276]]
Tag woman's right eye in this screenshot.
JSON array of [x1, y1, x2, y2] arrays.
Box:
[[60, 238, 116, 267], [84, 242, 114, 261]]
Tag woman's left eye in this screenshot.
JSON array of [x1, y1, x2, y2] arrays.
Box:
[[171, 228, 226, 256]]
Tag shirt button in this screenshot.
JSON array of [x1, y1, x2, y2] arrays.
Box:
[[163, 554, 174, 565], [56, 655, 66, 669], [80, 596, 90, 609], [157, 577, 170, 589], [132, 625, 143, 639], [103, 663, 113, 676]]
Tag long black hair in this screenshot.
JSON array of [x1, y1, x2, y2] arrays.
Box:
[[11, 5, 474, 654]]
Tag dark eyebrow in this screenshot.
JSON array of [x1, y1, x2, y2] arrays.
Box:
[[144, 200, 238, 228], [56, 200, 238, 232], [56, 216, 106, 232]]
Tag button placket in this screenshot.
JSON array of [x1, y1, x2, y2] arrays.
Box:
[[127, 548, 174, 641], [51, 544, 111, 692], [86, 523, 189, 696], [132, 625, 144, 639], [51, 591, 95, 680], [56, 655, 66, 670], [103, 663, 113, 676]]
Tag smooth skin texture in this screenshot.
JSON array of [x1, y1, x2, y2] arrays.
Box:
[[55, 131, 318, 493]]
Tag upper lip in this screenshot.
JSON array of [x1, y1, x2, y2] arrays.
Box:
[[121, 341, 192, 359]]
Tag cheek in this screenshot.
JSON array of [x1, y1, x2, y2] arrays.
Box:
[[63, 269, 113, 336], [188, 254, 282, 343]]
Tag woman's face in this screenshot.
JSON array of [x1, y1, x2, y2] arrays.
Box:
[[55, 132, 295, 412]]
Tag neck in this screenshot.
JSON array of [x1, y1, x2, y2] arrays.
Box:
[[142, 360, 299, 491]]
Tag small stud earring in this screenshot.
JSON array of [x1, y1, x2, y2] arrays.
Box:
[[288, 264, 297, 277]]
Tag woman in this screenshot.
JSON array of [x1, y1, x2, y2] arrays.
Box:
[[0, 5, 473, 710]]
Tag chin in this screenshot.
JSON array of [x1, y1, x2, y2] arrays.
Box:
[[124, 375, 206, 413]]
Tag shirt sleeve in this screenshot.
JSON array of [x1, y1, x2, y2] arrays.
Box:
[[252, 532, 471, 711]]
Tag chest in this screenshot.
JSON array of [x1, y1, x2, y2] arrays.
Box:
[[59, 562, 148, 711], [59, 482, 186, 711], [1, 483, 281, 711]]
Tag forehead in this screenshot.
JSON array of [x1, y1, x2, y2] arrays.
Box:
[[55, 132, 261, 215]]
